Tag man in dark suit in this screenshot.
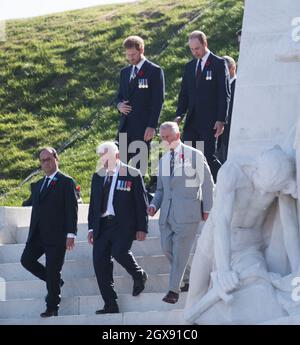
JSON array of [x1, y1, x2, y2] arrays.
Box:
[[219, 55, 237, 163], [20, 147, 78, 317], [116, 35, 165, 177], [175, 30, 231, 181], [88, 142, 148, 314]]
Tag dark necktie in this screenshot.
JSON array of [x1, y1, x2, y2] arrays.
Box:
[[170, 149, 175, 177], [101, 174, 113, 214], [130, 66, 138, 82], [195, 59, 202, 87], [196, 59, 202, 77], [40, 177, 50, 199]]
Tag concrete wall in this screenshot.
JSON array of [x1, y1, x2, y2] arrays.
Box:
[[0, 204, 89, 244]]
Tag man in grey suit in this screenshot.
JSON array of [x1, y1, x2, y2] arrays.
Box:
[[147, 122, 214, 304]]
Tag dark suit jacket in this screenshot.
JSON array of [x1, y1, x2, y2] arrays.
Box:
[[116, 59, 165, 140], [88, 163, 148, 241], [176, 52, 231, 130], [27, 171, 78, 245]]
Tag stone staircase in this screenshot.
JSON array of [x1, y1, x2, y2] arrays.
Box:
[[0, 205, 197, 325]]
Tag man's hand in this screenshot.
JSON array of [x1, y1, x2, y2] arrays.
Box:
[[117, 101, 132, 115], [144, 127, 156, 142], [136, 231, 147, 241], [174, 116, 182, 125], [147, 205, 157, 217], [88, 231, 94, 245], [202, 212, 209, 221], [66, 238, 75, 251], [217, 270, 239, 293], [214, 121, 225, 138]]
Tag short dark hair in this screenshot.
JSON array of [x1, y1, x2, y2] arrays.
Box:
[[123, 36, 144, 50], [188, 31, 207, 45], [39, 147, 58, 160]]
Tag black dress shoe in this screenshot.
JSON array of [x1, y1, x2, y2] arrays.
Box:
[[132, 271, 148, 296], [40, 309, 58, 318], [45, 279, 64, 302], [180, 282, 189, 292], [95, 304, 119, 314], [162, 291, 179, 304]]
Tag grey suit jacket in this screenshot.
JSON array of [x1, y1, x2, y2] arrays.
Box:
[[151, 143, 214, 225]]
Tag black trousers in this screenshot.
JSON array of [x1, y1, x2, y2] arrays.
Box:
[[117, 130, 154, 201], [93, 217, 144, 306], [218, 124, 230, 163], [20, 233, 66, 311], [183, 126, 221, 182], [117, 129, 152, 175]]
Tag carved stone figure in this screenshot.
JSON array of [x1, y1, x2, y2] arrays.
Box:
[[184, 145, 300, 324]]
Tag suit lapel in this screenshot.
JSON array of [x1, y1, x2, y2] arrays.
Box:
[[200, 53, 213, 81], [160, 154, 172, 192], [113, 162, 127, 194], [94, 171, 104, 211], [192, 59, 198, 79], [112, 162, 128, 210], [124, 66, 131, 99], [128, 60, 149, 97], [39, 171, 60, 201], [34, 179, 44, 205]]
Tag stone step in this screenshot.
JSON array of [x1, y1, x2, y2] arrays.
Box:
[[0, 254, 184, 281], [0, 309, 187, 325], [15, 219, 160, 244], [259, 314, 300, 325], [3, 273, 173, 300], [0, 236, 166, 264], [0, 292, 187, 319]]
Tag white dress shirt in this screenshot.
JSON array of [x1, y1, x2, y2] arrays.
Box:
[[230, 75, 237, 85], [130, 57, 146, 80], [195, 49, 211, 74], [88, 161, 121, 233], [101, 161, 121, 218], [40, 170, 58, 191]]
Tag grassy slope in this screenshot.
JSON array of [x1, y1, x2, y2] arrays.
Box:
[[0, 0, 244, 206]]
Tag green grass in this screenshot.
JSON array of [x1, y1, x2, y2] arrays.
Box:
[[0, 0, 244, 206]]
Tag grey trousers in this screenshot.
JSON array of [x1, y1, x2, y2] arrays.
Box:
[[181, 222, 204, 285], [160, 207, 200, 293]]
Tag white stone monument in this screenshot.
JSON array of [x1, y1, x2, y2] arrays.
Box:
[[184, 0, 300, 324]]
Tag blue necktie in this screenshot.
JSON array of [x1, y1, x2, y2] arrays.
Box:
[[131, 66, 138, 81], [170, 150, 175, 177]]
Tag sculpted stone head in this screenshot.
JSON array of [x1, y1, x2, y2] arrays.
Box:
[[252, 145, 297, 196]]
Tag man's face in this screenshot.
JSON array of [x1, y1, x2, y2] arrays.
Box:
[[125, 47, 144, 65], [160, 128, 180, 150], [229, 64, 236, 78], [100, 149, 118, 170], [39, 150, 58, 176], [188, 38, 207, 59]]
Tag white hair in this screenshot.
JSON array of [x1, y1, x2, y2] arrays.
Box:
[[223, 55, 236, 68], [96, 142, 119, 155], [160, 121, 180, 134]]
